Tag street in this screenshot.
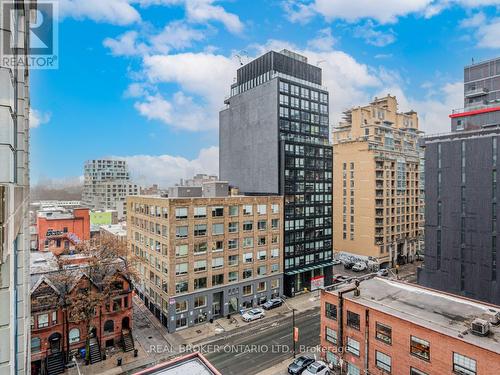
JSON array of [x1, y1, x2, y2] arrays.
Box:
[[205, 307, 321, 375]]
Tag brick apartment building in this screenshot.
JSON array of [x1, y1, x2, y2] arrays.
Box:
[[127, 181, 283, 332], [37, 208, 91, 255], [320, 277, 500, 375], [30, 252, 134, 375]]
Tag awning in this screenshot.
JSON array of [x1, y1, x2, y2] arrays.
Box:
[[285, 261, 336, 276]]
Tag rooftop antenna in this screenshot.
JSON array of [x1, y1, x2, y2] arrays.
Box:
[[472, 57, 475, 65], [235, 50, 248, 66]]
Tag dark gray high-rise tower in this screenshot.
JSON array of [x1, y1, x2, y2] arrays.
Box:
[[418, 57, 500, 304], [220, 50, 333, 296]]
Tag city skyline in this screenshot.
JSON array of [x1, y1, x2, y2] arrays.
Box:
[[31, 1, 500, 187]]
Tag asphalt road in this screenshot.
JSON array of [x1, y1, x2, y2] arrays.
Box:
[[205, 307, 320, 375]]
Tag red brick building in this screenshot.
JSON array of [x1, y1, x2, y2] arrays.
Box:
[[30, 252, 134, 375], [320, 277, 500, 375], [37, 208, 91, 255]]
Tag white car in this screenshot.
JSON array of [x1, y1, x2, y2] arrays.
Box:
[[241, 308, 265, 322], [332, 259, 342, 265], [352, 262, 367, 272], [302, 361, 330, 375]]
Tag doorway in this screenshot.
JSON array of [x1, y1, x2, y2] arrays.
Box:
[[122, 316, 130, 330]]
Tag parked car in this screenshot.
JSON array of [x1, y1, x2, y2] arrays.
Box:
[[352, 262, 367, 272], [332, 259, 342, 265], [302, 361, 330, 375], [332, 274, 350, 283], [343, 261, 355, 269], [377, 268, 389, 277], [262, 298, 283, 310], [287, 356, 315, 374], [241, 308, 265, 322]]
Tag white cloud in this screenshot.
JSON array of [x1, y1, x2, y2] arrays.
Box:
[[30, 109, 51, 128], [459, 12, 500, 49], [184, 0, 244, 34], [103, 21, 205, 57], [59, 0, 141, 25], [353, 21, 396, 47], [284, 0, 500, 24], [307, 28, 337, 51], [118, 146, 219, 186]]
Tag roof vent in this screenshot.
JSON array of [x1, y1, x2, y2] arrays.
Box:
[[489, 311, 500, 326], [471, 318, 490, 336]]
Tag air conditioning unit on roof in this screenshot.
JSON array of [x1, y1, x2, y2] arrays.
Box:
[[471, 318, 490, 336]]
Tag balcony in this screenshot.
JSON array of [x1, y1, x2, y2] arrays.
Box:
[[451, 100, 500, 116], [464, 87, 488, 98]]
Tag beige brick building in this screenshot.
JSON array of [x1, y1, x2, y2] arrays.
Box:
[[127, 188, 283, 332], [332, 95, 423, 267]]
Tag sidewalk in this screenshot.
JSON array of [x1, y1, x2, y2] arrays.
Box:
[[174, 290, 321, 346]]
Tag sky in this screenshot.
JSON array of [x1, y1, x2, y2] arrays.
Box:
[[31, 0, 500, 188]]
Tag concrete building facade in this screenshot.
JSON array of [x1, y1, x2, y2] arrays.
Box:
[[320, 278, 500, 375], [82, 159, 139, 220], [418, 57, 500, 305], [127, 189, 283, 332], [0, 1, 35, 373], [332, 95, 423, 267], [220, 49, 334, 296]]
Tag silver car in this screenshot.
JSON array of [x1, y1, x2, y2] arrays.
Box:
[[241, 308, 265, 322]]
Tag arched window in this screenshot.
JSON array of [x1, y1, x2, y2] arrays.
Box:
[[69, 328, 80, 344], [104, 320, 114, 333], [31, 337, 41, 352]]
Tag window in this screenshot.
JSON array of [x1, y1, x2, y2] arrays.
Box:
[[325, 327, 337, 344], [243, 237, 254, 248], [212, 257, 224, 269], [243, 285, 252, 296], [243, 252, 253, 263], [279, 81, 289, 93], [212, 274, 224, 286], [175, 263, 188, 276], [194, 206, 206, 218], [271, 263, 279, 273], [346, 363, 360, 375], [194, 242, 207, 254], [257, 281, 266, 292], [228, 271, 238, 282], [258, 220, 267, 230], [229, 205, 239, 216], [375, 322, 392, 344], [52, 311, 57, 325], [104, 320, 114, 333], [194, 277, 207, 290], [31, 337, 41, 352], [453, 353, 476, 375], [410, 336, 430, 361], [68, 328, 81, 343], [228, 255, 238, 266], [212, 223, 224, 235], [410, 368, 428, 375], [175, 244, 188, 257], [37, 313, 49, 328], [175, 300, 188, 313], [271, 279, 280, 289], [228, 238, 238, 250], [194, 296, 207, 308], [271, 204, 279, 214], [212, 206, 224, 217], [243, 269, 253, 279], [194, 224, 207, 236], [175, 207, 188, 219], [325, 303, 337, 320], [194, 260, 207, 272], [228, 222, 238, 233], [271, 248, 279, 259], [272, 219, 279, 230], [243, 221, 253, 231], [257, 204, 267, 215], [243, 205, 253, 215], [346, 337, 360, 356], [375, 351, 391, 373], [347, 311, 360, 330], [213, 240, 223, 251], [176, 226, 188, 238], [257, 265, 267, 275], [258, 236, 266, 246]]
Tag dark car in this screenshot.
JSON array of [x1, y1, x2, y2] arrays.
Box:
[[288, 356, 315, 375], [343, 261, 355, 269], [262, 298, 283, 310]]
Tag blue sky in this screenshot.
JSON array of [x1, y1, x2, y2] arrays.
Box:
[[31, 0, 500, 187]]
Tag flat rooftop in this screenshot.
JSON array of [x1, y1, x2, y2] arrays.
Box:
[[329, 278, 500, 354], [134, 353, 220, 375]]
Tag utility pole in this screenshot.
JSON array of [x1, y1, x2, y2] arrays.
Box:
[[292, 308, 297, 358]]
